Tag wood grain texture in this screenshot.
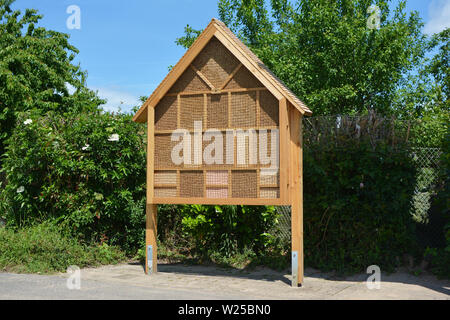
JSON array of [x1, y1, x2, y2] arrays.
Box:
[[289, 102, 303, 286], [146, 106, 157, 274]]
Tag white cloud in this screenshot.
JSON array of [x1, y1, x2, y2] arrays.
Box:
[[424, 0, 450, 35], [92, 87, 140, 113]]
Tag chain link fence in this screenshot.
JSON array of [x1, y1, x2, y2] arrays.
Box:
[[411, 147, 442, 223], [271, 116, 444, 245]]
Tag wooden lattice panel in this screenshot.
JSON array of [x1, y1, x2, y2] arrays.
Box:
[[260, 90, 279, 127], [207, 94, 228, 128], [224, 67, 262, 90], [192, 38, 240, 88], [152, 36, 282, 203], [232, 170, 257, 198], [180, 171, 204, 198], [231, 92, 257, 127], [180, 95, 204, 130], [168, 67, 210, 94], [155, 96, 178, 131]]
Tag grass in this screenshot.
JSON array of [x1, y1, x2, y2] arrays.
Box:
[[0, 222, 126, 274]]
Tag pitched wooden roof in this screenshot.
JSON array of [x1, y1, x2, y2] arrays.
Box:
[[133, 18, 311, 123]]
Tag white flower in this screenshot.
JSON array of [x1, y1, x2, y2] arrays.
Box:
[[108, 134, 120, 142], [24, 119, 33, 125], [360, 182, 364, 189], [82, 144, 90, 151], [17, 186, 25, 193]]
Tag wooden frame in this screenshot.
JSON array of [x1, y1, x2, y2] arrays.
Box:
[[134, 18, 310, 287]]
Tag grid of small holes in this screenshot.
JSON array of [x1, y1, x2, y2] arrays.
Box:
[[152, 35, 283, 200], [168, 67, 210, 94], [180, 95, 204, 130], [155, 134, 179, 168], [232, 170, 257, 198], [231, 91, 257, 127], [192, 37, 240, 89], [207, 94, 228, 128], [258, 129, 278, 169], [259, 90, 279, 127], [202, 130, 229, 167], [155, 96, 178, 131], [180, 171, 204, 198], [224, 67, 263, 90]]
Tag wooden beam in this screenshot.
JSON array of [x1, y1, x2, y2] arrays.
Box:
[[155, 126, 279, 135], [165, 87, 268, 97], [152, 197, 288, 206], [145, 204, 158, 274], [289, 103, 303, 287], [153, 166, 271, 171], [145, 106, 157, 274], [213, 30, 284, 101], [213, 23, 310, 116], [177, 94, 181, 128], [147, 107, 155, 204], [219, 63, 242, 90], [228, 92, 232, 127], [203, 93, 208, 128], [191, 64, 216, 91], [279, 98, 290, 203]]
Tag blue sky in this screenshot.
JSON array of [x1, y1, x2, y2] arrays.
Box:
[[11, 0, 450, 113]]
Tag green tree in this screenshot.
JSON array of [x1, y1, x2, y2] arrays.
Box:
[[0, 0, 104, 155], [394, 28, 449, 147], [177, 0, 426, 116]]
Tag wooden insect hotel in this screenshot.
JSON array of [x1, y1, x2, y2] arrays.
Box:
[[133, 18, 312, 287]]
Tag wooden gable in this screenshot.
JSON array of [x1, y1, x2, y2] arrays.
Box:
[[134, 18, 311, 205]]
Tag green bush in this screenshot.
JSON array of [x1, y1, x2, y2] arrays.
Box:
[[303, 116, 418, 274], [0, 110, 147, 254], [0, 222, 126, 274], [154, 204, 285, 268], [179, 205, 280, 257], [422, 127, 450, 278]]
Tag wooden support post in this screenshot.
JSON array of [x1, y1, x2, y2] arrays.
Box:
[[279, 98, 290, 202], [146, 204, 158, 274], [289, 103, 303, 287], [146, 106, 157, 275]]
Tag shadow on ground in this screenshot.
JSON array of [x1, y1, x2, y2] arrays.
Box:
[[131, 261, 449, 296]]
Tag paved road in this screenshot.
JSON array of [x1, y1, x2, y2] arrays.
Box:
[[0, 263, 449, 300]]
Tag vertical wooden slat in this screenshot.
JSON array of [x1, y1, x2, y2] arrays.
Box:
[[228, 92, 232, 127], [146, 106, 157, 274], [256, 90, 261, 128], [289, 103, 303, 286], [256, 91, 261, 198], [257, 169, 261, 198], [177, 94, 181, 128], [203, 170, 207, 198], [228, 169, 232, 198], [279, 98, 290, 202], [203, 93, 208, 129], [177, 170, 180, 197]]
